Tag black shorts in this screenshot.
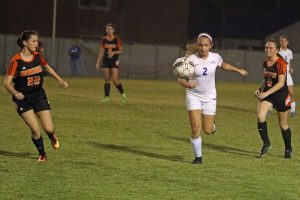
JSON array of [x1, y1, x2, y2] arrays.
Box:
[[263, 92, 291, 112], [101, 59, 119, 69], [12, 89, 51, 116]]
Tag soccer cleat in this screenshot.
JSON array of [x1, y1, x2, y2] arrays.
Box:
[[121, 93, 127, 103], [260, 144, 272, 157], [101, 96, 111, 102], [212, 123, 216, 134], [192, 157, 202, 164], [50, 134, 60, 149], [38, 155, 47, 162], [284, 149, 292, 159], [290, 111, 296, 118]]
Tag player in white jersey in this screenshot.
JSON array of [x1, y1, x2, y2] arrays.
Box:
[[279, 35, 296, 117], [177, 33, 248, 164]]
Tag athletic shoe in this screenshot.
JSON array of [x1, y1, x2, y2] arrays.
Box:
[[50, 134, 60, 149], [101, 96, 111, 102], [284, 149, 292, 159], [290, 111, 296, 118], [121, 93, 127, 103], [192, 157, 202, 164], [38, 155, 47, 162], [260, 144, 272, 157]]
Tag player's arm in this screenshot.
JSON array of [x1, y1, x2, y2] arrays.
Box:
[[44, 64, 68, 89], [220, 62, 248, 76], [255, 80, 265, 97], [177, 78, 196, 89], [96, 46, 104, 70], [3, 75, 24, 100], [289, 60, 294, 73], [257, 75, 285, 100]]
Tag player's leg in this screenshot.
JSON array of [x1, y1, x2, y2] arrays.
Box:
[[278, 110, 292, 158], [111, 67, 127, 103], [20, 110, 47, 161], [101, 67, 111, 102], [189, 110, 202, 164], [36, 110, 59, 150], [257, 100, 273, 156], [201, 99, 217, 135], [287, 73, 296, 117]]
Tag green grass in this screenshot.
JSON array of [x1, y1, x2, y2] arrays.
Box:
[[0, 76, 299, 200]]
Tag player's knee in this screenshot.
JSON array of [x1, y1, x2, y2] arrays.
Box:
[[257, 113, 266, 123]]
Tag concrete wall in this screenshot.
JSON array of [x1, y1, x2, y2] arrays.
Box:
[[1, 34, 299, 84]]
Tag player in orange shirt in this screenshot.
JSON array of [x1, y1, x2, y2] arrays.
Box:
[[3, 30, 68, 162], [255, 39, 292, 158], [95, 23, 127, 103]]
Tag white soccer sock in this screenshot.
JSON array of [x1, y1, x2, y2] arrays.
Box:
[[291, 102, 296, 112], [190, 136, 202, 158]]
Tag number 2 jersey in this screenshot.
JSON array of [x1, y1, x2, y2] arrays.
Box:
[[6, 52, 48, 94], [187, 52, 223, 101]]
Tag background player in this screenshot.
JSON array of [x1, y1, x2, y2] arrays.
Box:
[[3, 30, 68, 162], [278, 35, 296, 117], [177, 33, 248, 164], [255, 39, 292, 158], [95, 23, 127, 103]]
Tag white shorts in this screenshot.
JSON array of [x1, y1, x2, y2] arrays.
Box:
[[287, 73, 294, 86], [186, 93, 216, 115]]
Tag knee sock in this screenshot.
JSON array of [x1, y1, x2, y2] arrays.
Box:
[[190, 136, 202, 158], [281, 128, 292, 150], [46, 132, 55, 140], [31, 136, 46, 156], [115, 83, 124, 94], [104, 83, 110, 97], [258, 122, 270, 145]]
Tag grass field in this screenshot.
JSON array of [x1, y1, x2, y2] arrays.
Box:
[[0, 76, 299, 200]]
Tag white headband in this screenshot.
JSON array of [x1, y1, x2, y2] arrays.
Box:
[[198, 33, 213, 42]]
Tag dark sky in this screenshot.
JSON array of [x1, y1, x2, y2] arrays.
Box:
[[188, 0, 300, 40]]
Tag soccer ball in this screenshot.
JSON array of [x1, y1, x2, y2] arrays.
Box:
[[172, 57, 195, 79]]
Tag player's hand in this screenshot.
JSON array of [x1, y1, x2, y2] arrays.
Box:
[[108, 52, 114, 58], [14, 92, 24, 100], [254, 89, 260, 97], [187, 80, 197, 89], [289, 68, 294, 74], [59, 79, 68, 89], [96, 64, 100, 70], [239, 68, 248, 76], [257, 92, 268, 100]]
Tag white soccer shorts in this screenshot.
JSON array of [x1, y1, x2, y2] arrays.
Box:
[[186, 93, 216, 115], [287, 72, 294, 86]]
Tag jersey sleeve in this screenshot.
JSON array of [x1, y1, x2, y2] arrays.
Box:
[[6, 60, 18, 76], [39, 53, 48, 66], [277, 60, 287, 75], [100, 37, 105, 48], [216, 53, 223, 67], [290, 50, 293, 60], [117, 37, 122, 48]]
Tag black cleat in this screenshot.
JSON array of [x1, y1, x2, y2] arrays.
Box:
[[284, 149, 292, 159], [260, 144, 272, 157], [192, 157, 202, 164]]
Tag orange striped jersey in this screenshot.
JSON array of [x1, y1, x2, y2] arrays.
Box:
[[6, 52, 48, 94], [262, 56, 288, 93], [100, 35, 122, 62]]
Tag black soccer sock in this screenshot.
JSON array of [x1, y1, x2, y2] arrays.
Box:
[[115, 83, 124, 94], [258, 122, 270, 145], [31, 136, 46, 156], [46, 132, 55, 140], [104, 83, 110, 97], [281, 128, 292, 150]]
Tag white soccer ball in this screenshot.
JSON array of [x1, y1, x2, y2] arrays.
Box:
[[172, 57, 195, 79]]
